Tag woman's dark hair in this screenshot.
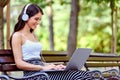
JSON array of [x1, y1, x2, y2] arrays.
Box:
[[10, 4, 44, 48]]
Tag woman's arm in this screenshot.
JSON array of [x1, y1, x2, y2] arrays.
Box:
[[12, 32, 44, 71]]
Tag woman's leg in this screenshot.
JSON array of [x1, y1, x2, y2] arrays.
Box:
[[46, 70, 91, 80]]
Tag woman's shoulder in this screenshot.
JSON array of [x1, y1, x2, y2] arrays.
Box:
[[11, 32, 22, 44], [12, 32, 22, 39]]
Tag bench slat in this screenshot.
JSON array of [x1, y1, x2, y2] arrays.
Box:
[[42, 51, 66, 55], [0, 49, 12, 55], [0, 56, 14, 64], [88, 57, 120, 61], [1, 64, 20, 71], [43, 56, 69, 62], [86, 62, 120, 67]]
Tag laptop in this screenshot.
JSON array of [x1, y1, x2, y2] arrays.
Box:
[[43, 48, 92, 72]]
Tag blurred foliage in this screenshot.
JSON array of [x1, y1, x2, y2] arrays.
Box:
[[6, 0, 120, 54]]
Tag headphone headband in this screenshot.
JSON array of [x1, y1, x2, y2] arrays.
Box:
[[23, 4, 31, 14], [22, 4, 31, 21]]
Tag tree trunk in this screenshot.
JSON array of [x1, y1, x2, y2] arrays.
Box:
[[47, 0, 54, 50], [0, 0, 10, 49], [67, 0, 79, 56], [6, 1, 10, 49], [0, 6, 4, 49], [110, 0, 116, 53]]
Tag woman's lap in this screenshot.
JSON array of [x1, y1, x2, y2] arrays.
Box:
[[23, 59, 91, 80]]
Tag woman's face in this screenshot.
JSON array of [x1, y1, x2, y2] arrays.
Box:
[[27, 12, 42, 30]]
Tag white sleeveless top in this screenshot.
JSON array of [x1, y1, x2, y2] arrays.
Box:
[[22, 40, 42, 60]]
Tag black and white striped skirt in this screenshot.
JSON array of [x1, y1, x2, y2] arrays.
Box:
[[24, 58, 91, 80]]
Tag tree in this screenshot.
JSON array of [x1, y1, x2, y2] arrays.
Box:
[[0, 0, 10, 49], [46, 0, 54, 50], [86, 0, 118, 53], [67, 0, 80, 56], [110, 0, 117, 53]]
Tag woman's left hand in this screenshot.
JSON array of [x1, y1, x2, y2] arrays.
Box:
[[55, 64, 66, 70]]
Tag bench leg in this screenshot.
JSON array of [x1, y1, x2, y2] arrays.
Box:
[[84, 63, 89, 71], [0, 75, 9, 80], [8, 72, 50, 80], [118, 66, 120, 74]]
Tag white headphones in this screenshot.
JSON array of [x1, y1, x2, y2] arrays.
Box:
[[22, 4, 31, 21]]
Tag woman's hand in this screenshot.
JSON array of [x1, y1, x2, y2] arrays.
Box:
[[42, 64, 66, 70], [55, 64, 66, 70], [42, 64, 56, 70]]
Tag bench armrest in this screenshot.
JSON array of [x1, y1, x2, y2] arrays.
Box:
[[0, 75, 9, 80], [7, 72, 50, 80]]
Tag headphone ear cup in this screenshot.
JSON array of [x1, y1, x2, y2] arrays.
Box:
[[22, 13, 29, 21]]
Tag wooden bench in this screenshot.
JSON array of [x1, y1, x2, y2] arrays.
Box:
[[0, 49, 120, 79], [0, 49, 49, 80]]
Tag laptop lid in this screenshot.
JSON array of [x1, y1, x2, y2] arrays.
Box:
[[65, 48, 92, 71]]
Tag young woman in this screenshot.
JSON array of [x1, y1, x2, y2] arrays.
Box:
[[10, 3, 91, 80]]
